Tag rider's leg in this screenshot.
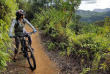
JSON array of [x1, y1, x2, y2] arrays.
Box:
[[24, 30, 32, 45], [24, 30, 34, 51], [14, 37, 20, 59], [28, 35, 32, 45], [28, 35, 34, 51]]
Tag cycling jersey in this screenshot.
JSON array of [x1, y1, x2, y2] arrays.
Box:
[[9, 18, 35, 36]]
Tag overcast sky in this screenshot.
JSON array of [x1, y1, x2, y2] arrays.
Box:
[[79, 0, 110, 11]]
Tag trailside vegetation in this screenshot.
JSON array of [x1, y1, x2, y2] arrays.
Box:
[[0, 0, 18, 70], [31, 0, 110, 74]]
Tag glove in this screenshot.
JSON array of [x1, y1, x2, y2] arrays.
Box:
[[9, 35, 13, 38], [33, 29, 37, 34]]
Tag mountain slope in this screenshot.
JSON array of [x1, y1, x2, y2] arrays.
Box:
[[76, 10, 110, 23], [93, 8, 110, 12]]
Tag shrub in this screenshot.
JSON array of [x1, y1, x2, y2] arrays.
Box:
[[0, 0, 18, 70], [32, 4, 110, 74]]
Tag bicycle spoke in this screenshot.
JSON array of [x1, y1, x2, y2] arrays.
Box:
[[26, 45, 36, 70]]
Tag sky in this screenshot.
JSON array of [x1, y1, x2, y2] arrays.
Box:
[[79, 0, 110, 11]]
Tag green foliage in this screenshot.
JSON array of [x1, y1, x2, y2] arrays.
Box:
[[53, 0, 81, 12], [67, 47, 73, 56], [99, 53, 110, 72], [0, 0, 18, 70], [0, 0, 18, 24], [80, 68, 91, 74], [0, 20, 12, 70], [30, 0, 110, 73], [33, 8, 110, 73], [46, 41, 55, 50], [59, 51, 66, 56], [92, 52, 101, 72]]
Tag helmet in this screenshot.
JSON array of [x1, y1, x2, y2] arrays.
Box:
[[16, 9, 26, 16]]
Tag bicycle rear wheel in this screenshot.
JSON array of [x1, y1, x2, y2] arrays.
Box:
[[26, 45, 36, 70]]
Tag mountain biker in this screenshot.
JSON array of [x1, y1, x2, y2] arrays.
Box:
[[9, 9, 37, 61]]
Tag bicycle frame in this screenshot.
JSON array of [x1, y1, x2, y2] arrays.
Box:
[[13, 31, 34, 56], [20, 37, 28, 55], [12, 31, 36, 70]]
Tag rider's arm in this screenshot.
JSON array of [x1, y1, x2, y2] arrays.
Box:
[[9, 20, 16, 36], [24, 18, 36, 30]]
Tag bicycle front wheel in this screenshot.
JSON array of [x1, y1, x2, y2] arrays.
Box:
[[26, 45, 36, 71]]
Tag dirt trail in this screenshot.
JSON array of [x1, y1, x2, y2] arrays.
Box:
[[25, 25, 60, 74]]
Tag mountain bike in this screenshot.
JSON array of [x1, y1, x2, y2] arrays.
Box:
[[12, 31, 36, 71]]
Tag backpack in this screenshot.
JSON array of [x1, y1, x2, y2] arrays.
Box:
[[14, 19, 25, 29]]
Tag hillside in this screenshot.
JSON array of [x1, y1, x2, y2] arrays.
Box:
[[93, 8, 110, 12], [76, 10, 110, 23]]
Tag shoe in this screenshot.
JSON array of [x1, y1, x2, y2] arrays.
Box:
[[13, 57, 17, 62]]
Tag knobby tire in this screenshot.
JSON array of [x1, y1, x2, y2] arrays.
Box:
[[26, 45, 36, 71]]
